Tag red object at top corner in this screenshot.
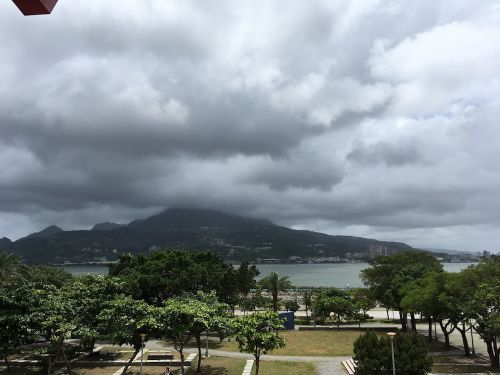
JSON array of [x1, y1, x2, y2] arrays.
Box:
[[12, 0, 59, 16]]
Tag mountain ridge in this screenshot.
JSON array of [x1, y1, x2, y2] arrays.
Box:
[[3, 207, 416, 264]]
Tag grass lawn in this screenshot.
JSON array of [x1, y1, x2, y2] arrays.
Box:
[[431, 355, 493, 373], [122, 356, 246, 375], [431, 364, 493, 373], [1, 368, 45, 375], [1, 366, 124, 375], [425, 340, 462, 353], [251, 361, 316, 375], [211, 330, 381, 356]]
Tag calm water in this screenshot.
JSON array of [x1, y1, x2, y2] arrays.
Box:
[[62, 262, 477, 287]]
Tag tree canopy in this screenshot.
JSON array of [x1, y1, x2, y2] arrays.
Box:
[[109, 250, 241, 306], [233, 311, 286, 375]]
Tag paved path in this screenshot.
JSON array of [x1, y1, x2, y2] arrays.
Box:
[[145, 340, 349, 374]]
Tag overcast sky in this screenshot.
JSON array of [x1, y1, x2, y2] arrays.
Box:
[[1, 0, 500, 252]]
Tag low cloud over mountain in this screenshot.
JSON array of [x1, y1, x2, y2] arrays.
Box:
[[1, 1, 500, 252]]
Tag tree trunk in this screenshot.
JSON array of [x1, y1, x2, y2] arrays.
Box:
[[121, 348, 139, 375], [4, 354, 10, 370], [48, 349, 59, 375], [180, 349, 185, 375], [306, 308, 309, 318], [88, 337, 96, 356], [485, 339, 500, 369], [62, 347, 71, 374], [456, 324, 470, 357], [439, 321, 450, 347], [386, 308, 390, 320], [410, 312, 417, 333], [196, 334, 202, 372], [272, 290, 278, 312], [399, 311, 407, 330], [255, 356, 260, 375], [428, 317, 433, 342]]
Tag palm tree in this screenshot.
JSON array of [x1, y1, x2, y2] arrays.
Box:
[[0, 251, 21, 280], [258, 272, 292, 312]]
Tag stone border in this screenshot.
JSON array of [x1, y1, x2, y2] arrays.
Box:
[[242, 359, 254, 375], [296, 325, 399, 332]]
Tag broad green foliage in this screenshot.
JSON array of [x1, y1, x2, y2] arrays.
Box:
[[21, 265, 73, 288], [233, 311, 286, 375], [402, 272, 445, 319], [63, 275, 124, 352], [303, 290, 312, 317], [312, 288, 355, 325], [240, 290, 273, 312], [237, 261, 260, 295], [159, 297, 211, 375], [258, 272, 292, 312], [353, 331, 432, 375], [284, 299, 300, 312], [98, 295, 157, 350], [0, 252, 22, 281], [109, 250, 240, 306], [461, 256, 500, 368], [361, 252, 443, 328], [349, 288, 376, 313], [0, 282, 35, 367]]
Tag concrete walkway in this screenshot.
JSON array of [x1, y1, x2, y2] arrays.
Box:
[[145, 340, 349, 374]]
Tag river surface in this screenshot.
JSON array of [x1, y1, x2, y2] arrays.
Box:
[[62, 262, 476, 287]]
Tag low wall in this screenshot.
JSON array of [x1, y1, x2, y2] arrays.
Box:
[[296, 325, 399, 332]]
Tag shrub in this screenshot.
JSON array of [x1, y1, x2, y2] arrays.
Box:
[[353, 331, 432, 375]]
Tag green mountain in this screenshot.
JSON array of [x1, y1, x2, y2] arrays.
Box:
[[3, 208, 414, 264]]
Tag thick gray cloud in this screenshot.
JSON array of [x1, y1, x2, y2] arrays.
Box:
[[1, 0, 500, 252]]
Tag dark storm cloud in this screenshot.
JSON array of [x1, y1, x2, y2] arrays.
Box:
[[1, 0, 500, 251]]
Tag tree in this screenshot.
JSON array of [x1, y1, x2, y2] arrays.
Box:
[[361, 252, 443, 331], [353, 331, 432, 375], [159, 298, 208, 375], [237, 261, 260, 296], [191, 292, 231, 372], [0, 282, 34, 369], [402, 273, 442, 342], [461, 256, 500, 368], [30, 286, 76, 374], [0, 251, 22, 281], [109, 250, 239, 306], [98, 295, 158, 375], [233, 311, 286, 375], [21, 265, 73, 288], [311, 288, 355, 327], [303, 290, 312, 318], [284, 299, 300, 312], [350, 288, 376, 327], [63, 275, 123, 354], [240, 291, 272, 313], [258, 272, 292, 312]]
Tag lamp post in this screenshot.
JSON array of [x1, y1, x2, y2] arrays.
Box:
[[139, 333, 147, 375], [387, 332, 396, 375]]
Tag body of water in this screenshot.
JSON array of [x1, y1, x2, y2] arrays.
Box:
[[62, 262, 477, 287]]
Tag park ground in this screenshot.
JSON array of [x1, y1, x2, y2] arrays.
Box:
[[1, 326, 497, 375]]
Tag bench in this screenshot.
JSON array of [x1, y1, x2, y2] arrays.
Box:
[[147, 354, 175, 360], [341, 358, 357, 375]]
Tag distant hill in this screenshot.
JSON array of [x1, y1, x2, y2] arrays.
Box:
[[91, 222, 125, 231], [25, 225, 63, 239], [4, 207, 416, 264]]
